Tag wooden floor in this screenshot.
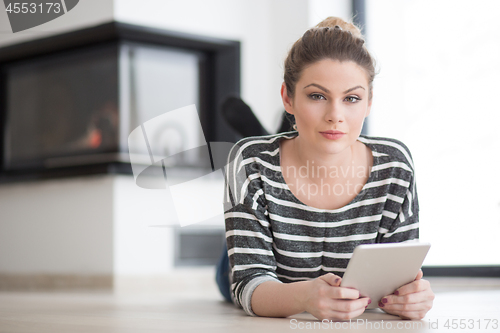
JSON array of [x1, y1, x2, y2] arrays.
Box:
[[1, 269, 499, 333]]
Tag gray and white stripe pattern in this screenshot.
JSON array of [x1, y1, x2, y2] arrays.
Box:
[[223, 131, 419, 316]]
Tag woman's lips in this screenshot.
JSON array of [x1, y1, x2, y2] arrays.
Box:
[[320, 130, 345, 140]]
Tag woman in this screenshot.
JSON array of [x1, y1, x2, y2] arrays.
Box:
[[216, 16, 434, 321]]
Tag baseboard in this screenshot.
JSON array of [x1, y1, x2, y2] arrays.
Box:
[[422, 266, 500, 277], [113, 267, 219, 295], [0, 274, 113, 291], [0, 268, 219, 293]]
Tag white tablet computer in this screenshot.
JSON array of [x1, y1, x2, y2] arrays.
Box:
[[340, 242, 431, 309]]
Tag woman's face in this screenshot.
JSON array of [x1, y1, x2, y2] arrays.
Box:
[[281, 59, 372, 155]]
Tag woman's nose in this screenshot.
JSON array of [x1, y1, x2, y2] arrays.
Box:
[[324, 101, 344, 123]]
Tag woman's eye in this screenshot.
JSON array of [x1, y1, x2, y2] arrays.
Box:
[[310, 93, 326, 101], [345, 96, 360, 103]]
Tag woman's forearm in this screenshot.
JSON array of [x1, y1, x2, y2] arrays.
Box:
[[250, 280, 309, 317]]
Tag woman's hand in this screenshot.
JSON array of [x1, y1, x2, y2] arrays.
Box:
[[378, 269, 434, 320], [300, 273, 371, 321]]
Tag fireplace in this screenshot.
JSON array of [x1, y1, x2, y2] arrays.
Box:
[[0, 22, 240, 182]]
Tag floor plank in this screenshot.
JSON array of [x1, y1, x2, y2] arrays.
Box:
[[1, 274, 499, 332]]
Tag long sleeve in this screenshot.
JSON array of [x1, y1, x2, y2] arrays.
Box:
[[222, 139, 282, 316], [375, 140, 419, 243]]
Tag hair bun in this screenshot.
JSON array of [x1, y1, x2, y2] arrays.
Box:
[[284, 15, 376, 102], [315, 16, 363, 40]]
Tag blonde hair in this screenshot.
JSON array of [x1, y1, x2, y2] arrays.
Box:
[[284, 16, 376, 100]]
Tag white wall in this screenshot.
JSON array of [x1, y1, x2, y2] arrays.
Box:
[[0, 173, 220, 278], [113, 175, 175, 276], [308, 0, 351, 27], [0, 176, 114, 274]]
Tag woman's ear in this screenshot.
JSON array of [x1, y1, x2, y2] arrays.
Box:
[[281, 82, 294, 115]]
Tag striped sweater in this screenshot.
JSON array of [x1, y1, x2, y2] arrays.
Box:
[[222, 131, 419, 316]]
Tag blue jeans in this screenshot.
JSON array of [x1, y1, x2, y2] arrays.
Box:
[[215, 241, 232, 303]]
